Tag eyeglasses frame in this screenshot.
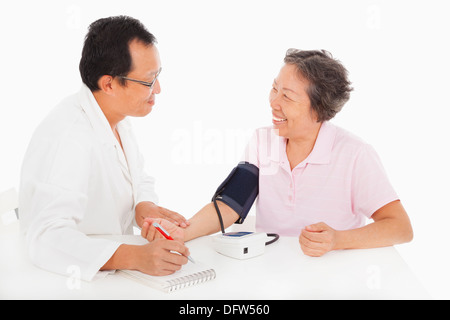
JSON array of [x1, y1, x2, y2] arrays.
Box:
[[118, 67, 162, 89]]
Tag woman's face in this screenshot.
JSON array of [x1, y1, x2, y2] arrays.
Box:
[[269, 64, 319, 139]]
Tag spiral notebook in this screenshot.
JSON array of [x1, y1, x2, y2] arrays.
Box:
[[119, 261, 216, 293], [90, 234, 216, 293]]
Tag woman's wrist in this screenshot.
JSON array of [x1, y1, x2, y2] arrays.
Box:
[[333, 230, 350, 251]]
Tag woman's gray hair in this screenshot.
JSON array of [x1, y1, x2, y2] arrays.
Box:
[[284, 49, 353, 122]]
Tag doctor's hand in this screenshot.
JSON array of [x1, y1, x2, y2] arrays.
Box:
[[135, 201, 190, 228], [299, 222, 338, 257], [141, 218, 185, 242], [135, 239, 189, 276]]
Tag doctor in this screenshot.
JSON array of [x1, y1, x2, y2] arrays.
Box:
[[19, 16, 190, 281]]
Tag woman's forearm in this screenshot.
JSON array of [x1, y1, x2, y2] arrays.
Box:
[[184, 202, 239, 242], [334, 201, 413, 250]]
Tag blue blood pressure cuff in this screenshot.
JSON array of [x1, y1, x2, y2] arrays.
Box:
[[212, 161, 259, 233]]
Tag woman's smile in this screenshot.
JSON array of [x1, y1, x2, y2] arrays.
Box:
[[272, 113, 287, 125]]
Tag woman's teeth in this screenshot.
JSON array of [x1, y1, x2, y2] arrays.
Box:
[[273, 116, 287, 122]]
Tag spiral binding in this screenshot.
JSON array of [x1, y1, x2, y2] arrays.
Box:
[[166, 269, 216, 292]]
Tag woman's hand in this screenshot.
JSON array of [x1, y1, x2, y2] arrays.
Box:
[[299, 222, 338, 257], [141, 217, 185, 242]]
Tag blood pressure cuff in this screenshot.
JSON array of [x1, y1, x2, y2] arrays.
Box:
[[212, 161, 259, 224]]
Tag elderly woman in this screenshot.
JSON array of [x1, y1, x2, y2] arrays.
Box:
[[142, 49, 413, 257]]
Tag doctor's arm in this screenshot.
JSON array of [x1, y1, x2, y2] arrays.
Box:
[[100, 239, 189, 276], [20, 137, 123, 281], [135, 201, 189, 228]]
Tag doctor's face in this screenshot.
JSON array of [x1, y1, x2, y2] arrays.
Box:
[[115, 40, 162, 117]]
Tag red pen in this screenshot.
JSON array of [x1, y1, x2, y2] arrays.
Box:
[[153, 222, 174, 240], [152, 222, 195, 263]]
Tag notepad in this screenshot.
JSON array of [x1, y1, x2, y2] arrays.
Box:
[[90, 234, 216, 292], [119, 261, 216, 293]]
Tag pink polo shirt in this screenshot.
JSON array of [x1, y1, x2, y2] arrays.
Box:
[[243, 121, 399, 236]]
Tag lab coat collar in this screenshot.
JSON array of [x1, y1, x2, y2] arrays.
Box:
[[78, 84, 137, 220], [77, 84, 132, 148], [78, 84, 116, 147], [78, 84, 133, 184]]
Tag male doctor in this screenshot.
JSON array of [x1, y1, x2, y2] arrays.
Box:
[[19, 16, 190, 281]]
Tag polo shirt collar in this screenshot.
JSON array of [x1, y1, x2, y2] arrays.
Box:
[[307, 121, 336, 165], [271, 121, 336, 167]]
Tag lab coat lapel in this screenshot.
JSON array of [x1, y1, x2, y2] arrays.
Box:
[[117, 120, 139, 204], [116, 121, 140, 231], [78, 85, 116, 147], [113, 138, 133, 185], [78, 85, 136, 233], [78, 85, 133, 181]]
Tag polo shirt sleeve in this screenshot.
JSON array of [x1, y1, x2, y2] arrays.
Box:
[[351, 144, 399, 219], [241, 129, 260, 168]]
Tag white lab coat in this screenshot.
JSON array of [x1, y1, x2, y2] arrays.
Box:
[[19, 84, 158, 281]]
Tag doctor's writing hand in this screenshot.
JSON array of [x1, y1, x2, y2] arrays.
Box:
[[299, 222, 338, 257], [141, 218, 185, 242], [135, 201, 190, 228], [135, 239, 189, 276]]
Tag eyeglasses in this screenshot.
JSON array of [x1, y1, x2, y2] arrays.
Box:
[[118, 67, 162, 89]]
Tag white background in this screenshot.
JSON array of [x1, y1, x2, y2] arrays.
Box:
[[1, 0, 449, 299]]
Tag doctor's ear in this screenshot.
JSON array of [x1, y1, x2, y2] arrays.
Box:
[[97, 75, 115, 95]]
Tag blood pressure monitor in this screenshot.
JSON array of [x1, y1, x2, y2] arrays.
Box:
[[213, 231, 276, 260], [210, 161, 279, 259]]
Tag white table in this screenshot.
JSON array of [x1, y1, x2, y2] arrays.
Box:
[[0, 224, 429, 299]]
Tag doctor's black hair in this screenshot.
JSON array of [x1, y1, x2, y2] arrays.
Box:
[[79, 16, 157, 92]]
